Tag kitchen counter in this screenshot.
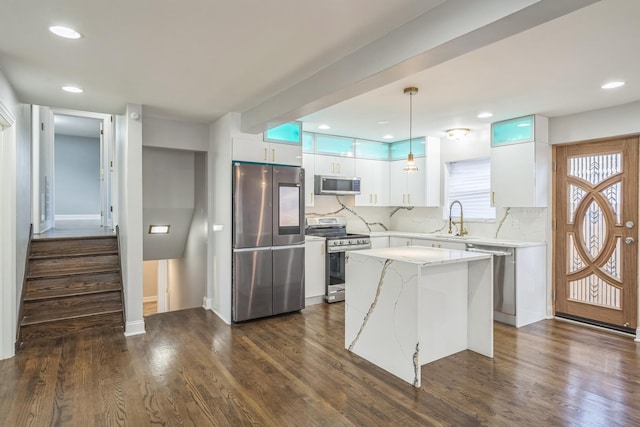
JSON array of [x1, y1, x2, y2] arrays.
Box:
[[345, 246, 493, 387], [368, 231, 544, 248]]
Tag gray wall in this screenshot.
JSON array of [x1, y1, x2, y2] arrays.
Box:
[[167, 152, 207, 311], [54, 134, 100, 215], [142, 146, 195, 260]]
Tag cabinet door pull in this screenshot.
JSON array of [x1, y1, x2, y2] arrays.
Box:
[[491, 191, 495, 207], [264, 148, 268, 161], [321, 243, 325, 253], [331, 163, 335, 173], [272, 148, 276, 162], [337, 162, 341, 174], [375, 194, 378, 204], [407, 194, 411, 205]]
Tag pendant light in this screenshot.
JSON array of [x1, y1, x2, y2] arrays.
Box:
[[403, 87, 419, 173]]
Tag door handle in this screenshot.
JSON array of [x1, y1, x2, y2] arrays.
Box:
[[625, 237, 635, 245]]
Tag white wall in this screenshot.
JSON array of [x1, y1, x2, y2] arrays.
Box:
[[550, 101, 640, 145], [116, 104, 145, 336], [142, 114, 209, 151], [208, 113, 234, 323], [0, 70, 30, 360], [54, 134, 100, 216], [142, 260, 158, 299], [167, 152, 207, 311], [15, 103, 31, 314]]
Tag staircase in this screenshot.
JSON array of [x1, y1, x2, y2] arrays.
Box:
[[18, 235, 125, 346]]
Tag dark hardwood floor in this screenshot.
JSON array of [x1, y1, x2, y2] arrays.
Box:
[[1, 303, 639, 426]]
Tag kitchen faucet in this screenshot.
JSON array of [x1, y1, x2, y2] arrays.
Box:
[[448, 200, 468, 236]]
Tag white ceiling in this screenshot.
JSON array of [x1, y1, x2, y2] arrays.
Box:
[[1, 0, 637, 142]]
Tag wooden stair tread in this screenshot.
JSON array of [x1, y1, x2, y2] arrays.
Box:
[[25, 282, 122, 301], [19, 313, 124, 342], [30, 250, 119, 260], [22, 302, 123, 326], [27, 266, 120, 279]]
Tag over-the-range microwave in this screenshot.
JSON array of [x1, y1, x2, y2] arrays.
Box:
[[314, 175, 361, 195]]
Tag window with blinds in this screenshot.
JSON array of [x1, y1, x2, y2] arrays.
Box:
[[446, 158, 496, 220]]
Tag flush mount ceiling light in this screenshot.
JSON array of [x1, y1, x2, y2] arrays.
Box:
[[477, 112, 493, 119], [318, 124, 331, 130], [382, 134, 394, 140], [49, 25, 82, 39], [61, 86, 83, 93], [601, 81, 625, 89], [445, 128, 470, 140], [378, 120, 390, 125], [149, 225, 170, 234], [403, 87, 419, 173]]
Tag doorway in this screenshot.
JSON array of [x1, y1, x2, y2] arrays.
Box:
[[32, 107, 114, 235], [53, 115, 102, 223], [553, 136, 638, 332]]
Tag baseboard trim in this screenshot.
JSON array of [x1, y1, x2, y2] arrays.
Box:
[[305, 295, 325, 306], [143, 296, 157, 303], [124, 320, 146, 336], [56, 214, 101, 221], [202, 297, 213, 310]]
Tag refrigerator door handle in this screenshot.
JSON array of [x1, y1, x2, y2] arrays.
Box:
[[271, 243, 305, 250], [233, 247, 272, 253]]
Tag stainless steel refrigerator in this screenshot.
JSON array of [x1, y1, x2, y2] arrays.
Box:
[[232, 162, 305, 322]]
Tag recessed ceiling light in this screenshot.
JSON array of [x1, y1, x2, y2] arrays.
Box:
[[318, 124, 331, 130], [62, 86, 83, 93], [378, 121, 390, 125], [601, 81, 625, 89], [49, 25, 82, 39], [382, 134, 394, 139], [149, 225, 170, 234], [477, 112, 493, 119]]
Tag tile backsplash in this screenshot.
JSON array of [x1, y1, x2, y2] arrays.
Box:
[[305, 195, 548, 242]]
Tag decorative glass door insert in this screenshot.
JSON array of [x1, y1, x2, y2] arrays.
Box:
[[554, 138, 638, 331]]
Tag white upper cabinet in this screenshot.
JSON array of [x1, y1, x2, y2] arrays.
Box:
[[389, 157, 427, 206], [232, 122, 303, 166], [302, 153, 315, 207], [314, 154, 355, 177], [355, 158, 389, 206], [313, 134, 355, 176], [354, 140, 390, 206], [490, 115, 549, 207]]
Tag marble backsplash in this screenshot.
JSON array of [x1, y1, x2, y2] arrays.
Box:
[[305, 195, 548, 242]]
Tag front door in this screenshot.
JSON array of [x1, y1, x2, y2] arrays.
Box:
[[554, 136, 638, 331]]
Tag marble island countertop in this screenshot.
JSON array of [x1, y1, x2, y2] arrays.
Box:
[[351, 245, 491, 266], [367, 231, 544, 248]]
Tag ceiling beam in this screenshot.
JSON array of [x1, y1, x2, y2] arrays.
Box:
[[240, 0, 599, 134]]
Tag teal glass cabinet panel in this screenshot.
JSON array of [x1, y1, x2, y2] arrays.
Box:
[[302, 132, 314, 152], [355, 139, 389, 160], [315, 134, 354, 157], [491, 115, 534, 146], [264, 122, 302, 144], [389, 138, 425, 160]]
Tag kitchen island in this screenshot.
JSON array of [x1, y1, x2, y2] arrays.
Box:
[[345, 246, 493, 387]]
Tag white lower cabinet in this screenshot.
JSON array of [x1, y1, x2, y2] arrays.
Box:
[[305, 239, 325, 304], [411, 238, 466, 251], [389, 236, 412, 247]]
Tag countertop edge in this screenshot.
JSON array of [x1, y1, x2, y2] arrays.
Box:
[[367, 231, 545, 248]]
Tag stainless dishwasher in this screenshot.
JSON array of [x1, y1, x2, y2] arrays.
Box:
[[466, 243, 516, 325]]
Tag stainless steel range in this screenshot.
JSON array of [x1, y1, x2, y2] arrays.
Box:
[[305, 217, 371, 303]]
